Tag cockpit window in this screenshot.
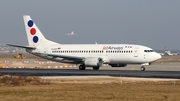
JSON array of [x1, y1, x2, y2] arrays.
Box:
[[144, 50, 154, 52]]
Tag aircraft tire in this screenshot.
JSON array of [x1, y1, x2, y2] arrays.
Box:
[[79, 64, 86, 70], [93, 66, 99, 70], [141, 66, 145, 71]]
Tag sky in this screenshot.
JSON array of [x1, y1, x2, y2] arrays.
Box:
[[0, 0, 180, 50]]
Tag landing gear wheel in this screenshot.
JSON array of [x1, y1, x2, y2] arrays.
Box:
[[93, 66, 99, 70], [141, 66, 145, 71], [79, 64, 86, 70]]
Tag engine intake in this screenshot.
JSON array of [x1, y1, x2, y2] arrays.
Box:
[[84, 57, 103, 67]]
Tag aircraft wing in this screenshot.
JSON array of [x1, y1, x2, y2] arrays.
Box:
[[46, 53, 85, 61], [7, 44, 36, 49]]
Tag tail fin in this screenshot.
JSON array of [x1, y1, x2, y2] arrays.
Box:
[[23, 15, 59, 46]]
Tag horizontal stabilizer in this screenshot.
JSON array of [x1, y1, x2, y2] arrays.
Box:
[[6, 44, 36, 49]]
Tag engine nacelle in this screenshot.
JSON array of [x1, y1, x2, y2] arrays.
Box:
[[109, 64, 127, 67], [84, 57, 103, 67]]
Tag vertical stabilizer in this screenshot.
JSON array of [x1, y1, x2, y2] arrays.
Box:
[[23, 15, 59, 46]]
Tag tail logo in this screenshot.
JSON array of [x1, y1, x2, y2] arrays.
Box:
[[27, 20, 39, 43]]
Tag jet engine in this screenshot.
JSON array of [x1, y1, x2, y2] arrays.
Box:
[[109, 64, 127, 67], [84, 57, 103, 67]]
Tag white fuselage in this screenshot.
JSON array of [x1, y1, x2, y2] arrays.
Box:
[[28, 44, 161, 65]]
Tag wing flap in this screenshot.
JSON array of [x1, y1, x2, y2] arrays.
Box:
[[46, 53, 85, 61]]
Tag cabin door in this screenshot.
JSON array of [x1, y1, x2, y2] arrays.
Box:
[[44, 48, 48, 53], [134, 47, 139, 57]]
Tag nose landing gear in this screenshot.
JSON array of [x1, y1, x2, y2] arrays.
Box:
[[140, 63, 150, 71], [140, 66, 145, 71]]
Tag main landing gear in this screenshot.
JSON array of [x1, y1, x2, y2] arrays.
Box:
[[93, 66, 99, 70], [140, 66, 145, 71], [79, 65, 100, 70], [79, 64, 86, 70]]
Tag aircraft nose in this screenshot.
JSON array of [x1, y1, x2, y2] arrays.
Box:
[[155, 53, 162, 60]]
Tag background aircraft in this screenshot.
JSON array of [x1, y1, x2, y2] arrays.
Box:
[[65, 31, 77, 36]]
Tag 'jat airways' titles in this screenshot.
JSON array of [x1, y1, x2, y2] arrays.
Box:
[[102, 46, 123, 50]]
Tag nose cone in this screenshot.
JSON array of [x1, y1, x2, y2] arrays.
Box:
[[155, 53, 162, 60]]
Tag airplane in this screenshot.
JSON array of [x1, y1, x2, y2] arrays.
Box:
[[7, 15, 161, 71], [65, 31, 77, 36]]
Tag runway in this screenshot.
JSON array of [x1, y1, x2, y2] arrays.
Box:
[[0, 62, 180, 79]]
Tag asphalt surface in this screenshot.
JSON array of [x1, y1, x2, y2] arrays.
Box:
[[0, 62, 180, 78]]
